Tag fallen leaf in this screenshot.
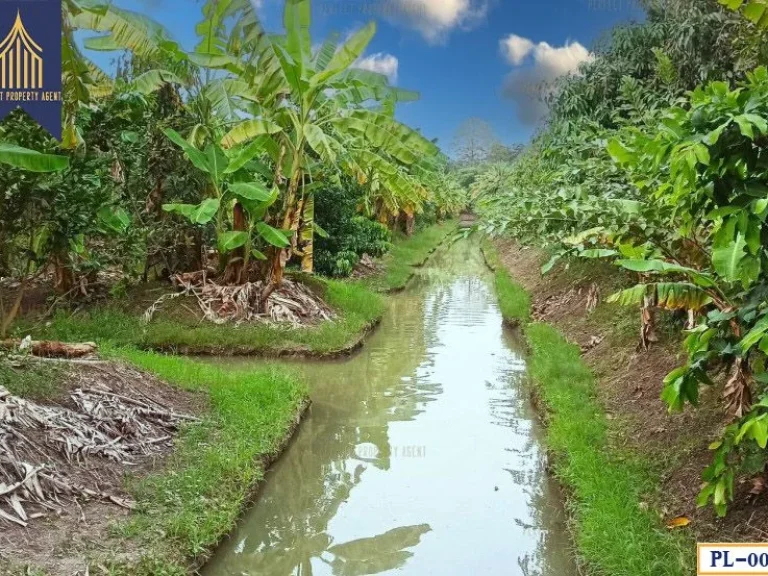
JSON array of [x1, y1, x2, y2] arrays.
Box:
[[666, 516, 691, 529], [750, 476, 766, 495]]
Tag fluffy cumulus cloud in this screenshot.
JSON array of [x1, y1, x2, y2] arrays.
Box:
[[354, 53, 399, 83], [500, 34, 535, 66], [390, 0, 488, 43], [500, 34, 594, 125]]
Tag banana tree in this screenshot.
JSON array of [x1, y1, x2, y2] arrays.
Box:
[[161, 128, 289, 284], [218, 0, 439, 286], [63, 0, 181, 148]]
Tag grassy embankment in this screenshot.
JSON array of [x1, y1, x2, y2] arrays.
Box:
[[364, 221, 456, 292], [1, 223, 454, 574], [481, 238, 693, 576], [105, 349, 308, 574], [27, 221, 455, 357], [0, 350, 307, 575], [33, 279, 384, 357], [480, 242, 531, 326]]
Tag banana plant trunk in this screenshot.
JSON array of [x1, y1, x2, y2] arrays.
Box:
[[260, 164, 302, 309], [300, 192, 315, 274], [404, 213, 415, 237], [225, 202, 247, 284], [639, 294, 659, 350]]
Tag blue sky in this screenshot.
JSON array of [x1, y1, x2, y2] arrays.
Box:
[[100, 0, 644, 151]]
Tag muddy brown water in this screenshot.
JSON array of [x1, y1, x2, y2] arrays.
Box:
[[203, 239, 576, 576]]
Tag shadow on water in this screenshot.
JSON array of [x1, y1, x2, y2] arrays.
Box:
[[202, 239, 577, 576]]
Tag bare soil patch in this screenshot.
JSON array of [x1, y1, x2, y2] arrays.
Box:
[[493, 239, 768, 544], [0, 360, 204, 575]]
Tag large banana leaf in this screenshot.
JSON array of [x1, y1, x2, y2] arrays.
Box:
[[720, 0, 768, 28], [304, 124, 337, 163], [313, 32, 340, 71], [224, 137, 269, 174], [0, 143, 69, 172], [608, 282, 713, 311], [203, 79, 254, 120], [311, 22, 376, 87], [72, 4, 168, 58], [128, 69, 185, 94], [205, 144, 230, 184], [163, 128, 212, 174], [222, 119, 283, 148], [188, 52, 244, 74], [272, 41, 307, 97], [284, 0, 311, 74], [195, 0, 246, 54], [83, 35, 123, 51]]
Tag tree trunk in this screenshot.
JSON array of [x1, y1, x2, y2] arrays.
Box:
[[725, 356, 752, 419], [297, 193, 314, 274], [639, 295, 659, 350], [0, 339, 97, 358], [53, 253, 73, 295], [224, 202, 247, 284], [404, 213, 415, 237], [143, 176, 166, 282], [0, 280, 26, 338]]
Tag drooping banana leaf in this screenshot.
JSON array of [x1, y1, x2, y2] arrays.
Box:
[[222, 119, 283, 148], [0, 143, 69, 172], [128, 69, 185, 94], [719, 0, 768, 28]]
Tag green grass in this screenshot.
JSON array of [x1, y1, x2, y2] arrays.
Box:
[[483, 235, 693, 575], [0, 360, 64, 401], [526, 324, 692, 575], [366, 221, 456, 292], [494, 268, 531, 325], [99, 347, 308, 574], [480, 238, 530, 325], [17, 223, 454, 356], [29, 279, 385, 357]]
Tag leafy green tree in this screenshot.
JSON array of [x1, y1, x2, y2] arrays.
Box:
[[0, 118, 69, 336]]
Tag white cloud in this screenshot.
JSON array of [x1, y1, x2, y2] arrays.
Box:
[[500, 34, 594, 125], [354, 53, 399, 83], [390, 0, 488, 43], [500, 35, 534, 66]]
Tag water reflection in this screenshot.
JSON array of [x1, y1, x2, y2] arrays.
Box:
[[203, 240, 575, 576]]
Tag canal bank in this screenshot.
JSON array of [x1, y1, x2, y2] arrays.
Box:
[[202, 239, 575, 575], [482, 238, 697, 576]]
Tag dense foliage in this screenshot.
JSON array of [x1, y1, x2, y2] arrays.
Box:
[[477, 0, 768, 515], [0, 0, 466, 335], [314, 175, 392, 277]]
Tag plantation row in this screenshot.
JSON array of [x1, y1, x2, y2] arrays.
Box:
[[474, 0, 768, 516], [0, 0, 465, 336]]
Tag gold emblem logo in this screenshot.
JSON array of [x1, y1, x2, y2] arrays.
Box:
[[0, 10, 43, 90]]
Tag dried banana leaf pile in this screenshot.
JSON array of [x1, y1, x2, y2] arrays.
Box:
[[146, 272, 335, 326], [0, 376, 197, 528]]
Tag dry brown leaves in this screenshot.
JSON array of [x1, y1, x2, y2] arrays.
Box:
[[0, 378, 197, 528], [145, 273, 335, 327]]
